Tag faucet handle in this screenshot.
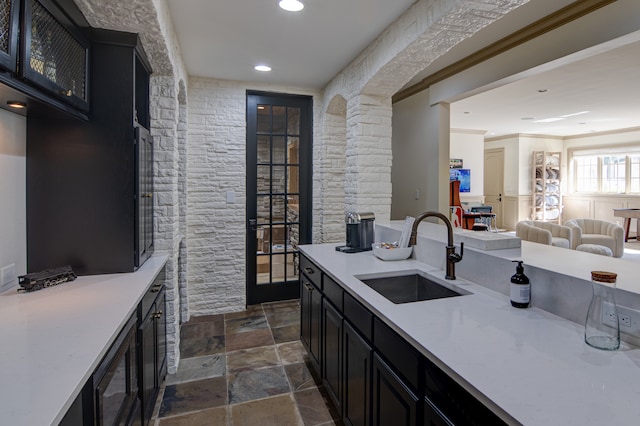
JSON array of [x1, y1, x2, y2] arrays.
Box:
[[448, 242, 464, 263]]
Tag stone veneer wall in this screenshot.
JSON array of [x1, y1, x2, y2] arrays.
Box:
[[186, 79, 321, 315]]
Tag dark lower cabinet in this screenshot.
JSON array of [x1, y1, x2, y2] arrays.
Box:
[[322, 299, 343, 414], [343, 321, 372, 426], [138, 272, 167, 425], [300, 273, 322, 370], [299, 253, 508, 426], [424, 398, 453, 426], [372, 354, 418, 426], [92, 316, 140, 426]]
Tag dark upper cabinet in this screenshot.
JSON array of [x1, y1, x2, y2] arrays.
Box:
[[0, 0, 19, 72], [27, 28, 153, 275], [20, 0, 90, 110]]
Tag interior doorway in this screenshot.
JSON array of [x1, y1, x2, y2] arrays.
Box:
[[484, 148, 504, 229], [246, 91, 313, 305]]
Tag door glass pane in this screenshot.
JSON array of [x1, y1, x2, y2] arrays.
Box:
[[257, 165, 270, 194], [287, 137, 299, 165], [257, 135, 270, 163], [288, 224, 299, 249], [287, 107, 300, 135], [291, 252, 299, 279], [257, 225, 269, 253], [287, 196, 299, 224], [257, 196, 270, 224], [273, 195, 286, 222], [272, 136, 286, 164], [272, 253, 286, 281], [257, 255, 270, 284], [273, 106, 286, 134], [287, 166, 299, 194], [272, 166, 286, 194], [257, 105, 271, 132]]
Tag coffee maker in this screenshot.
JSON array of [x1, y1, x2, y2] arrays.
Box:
[[337, 212, 375, 253]]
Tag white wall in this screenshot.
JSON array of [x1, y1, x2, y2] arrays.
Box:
[[391, 90, 447, 219], [0, 109, 27, 284], [450, 130, 485, 199]]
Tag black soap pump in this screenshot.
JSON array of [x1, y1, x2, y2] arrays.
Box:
[[510, 260, 530, 308]]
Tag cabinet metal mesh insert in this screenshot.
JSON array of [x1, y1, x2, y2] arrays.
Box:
[[0, 0, 12, 53], [30, 0, 86, 100]]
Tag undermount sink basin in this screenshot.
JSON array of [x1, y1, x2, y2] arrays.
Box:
[[358, 272, 470, 304]]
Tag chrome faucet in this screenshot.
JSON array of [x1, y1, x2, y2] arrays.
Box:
[[409, 211, 463, 280]]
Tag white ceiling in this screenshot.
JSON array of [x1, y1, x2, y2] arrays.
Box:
[[450, 38, 640, 138], [166, 0, 640, 138], [166, 0, 416, 88]]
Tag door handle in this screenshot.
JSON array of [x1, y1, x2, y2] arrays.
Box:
[[249, 218, 257, 231]]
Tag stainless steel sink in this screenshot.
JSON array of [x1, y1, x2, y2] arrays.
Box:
[[358, 272, 470, 304]]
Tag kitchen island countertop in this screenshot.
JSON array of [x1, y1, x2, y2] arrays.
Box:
[[300, 243, 640, 426], [0, 255, 168, 426]]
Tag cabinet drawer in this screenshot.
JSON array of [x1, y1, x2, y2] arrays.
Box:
[[323, 275, 343, 311], [300, 254, 322, 290], [344, 292, 373, 342], [373, 317, 421, 391]]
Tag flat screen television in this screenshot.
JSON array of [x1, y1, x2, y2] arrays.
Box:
[[449, 169, 470, 192]]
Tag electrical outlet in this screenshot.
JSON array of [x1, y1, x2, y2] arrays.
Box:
[[619, 313, 631, 328], [602, 305, 618, 327], [602, 302, 640, 336]]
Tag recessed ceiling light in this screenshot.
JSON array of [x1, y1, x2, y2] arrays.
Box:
[[6, 100, 26, 109], [533, 117, 565, 123], [254, 65, 272, 72], [560, 111, 590, 118], [278, 0, 304, 12]]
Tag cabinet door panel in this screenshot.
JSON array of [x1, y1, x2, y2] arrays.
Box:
[[138, 310, 156, 422], [300, 275, 321, 372], [156, 288, 167, 384], [372, 354, 418, 426], [0, 0, 19, 72], [21, 0, 90, 110], [424, 398, 453, 426], [136, 125, 154, 268], [343, 321, 371, 426], [322, 300, 343, 413]]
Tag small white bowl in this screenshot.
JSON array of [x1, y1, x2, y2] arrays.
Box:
[[371, 243, 413, 261]]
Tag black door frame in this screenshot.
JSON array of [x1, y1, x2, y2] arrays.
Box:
[[246, 90, 313, 305]]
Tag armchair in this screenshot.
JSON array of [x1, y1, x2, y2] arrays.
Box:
[[516, 220, 573, 248], [564, 218, 624, 258]]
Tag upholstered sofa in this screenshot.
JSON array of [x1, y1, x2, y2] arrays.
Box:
[[516, 220, 573, 248], [564, 218, 625, 258]]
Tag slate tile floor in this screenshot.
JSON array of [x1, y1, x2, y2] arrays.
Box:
[[153, 300, 341, 425]]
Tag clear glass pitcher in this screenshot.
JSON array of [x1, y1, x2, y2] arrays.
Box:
[[585, 271, 620, 350]]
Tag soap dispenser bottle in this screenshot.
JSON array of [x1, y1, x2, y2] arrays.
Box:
[[510, 260, 530, 308]]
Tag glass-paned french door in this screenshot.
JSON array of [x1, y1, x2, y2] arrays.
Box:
[[246, 91, 312, 305]]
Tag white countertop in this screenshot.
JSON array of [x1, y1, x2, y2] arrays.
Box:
[[299, 244, 640, 426], [0, 255, 168, 426]]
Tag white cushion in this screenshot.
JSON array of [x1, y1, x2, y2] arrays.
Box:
[[551, 237, 570, 248], [576, 244, 613, 256]]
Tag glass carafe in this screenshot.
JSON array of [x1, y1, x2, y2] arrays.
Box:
[[585, 271, 620, 350]]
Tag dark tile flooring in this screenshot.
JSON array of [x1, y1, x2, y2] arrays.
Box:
[[152, 300, 341, 425]]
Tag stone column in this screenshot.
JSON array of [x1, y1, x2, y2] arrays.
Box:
[[345, 94, 393, 223]]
